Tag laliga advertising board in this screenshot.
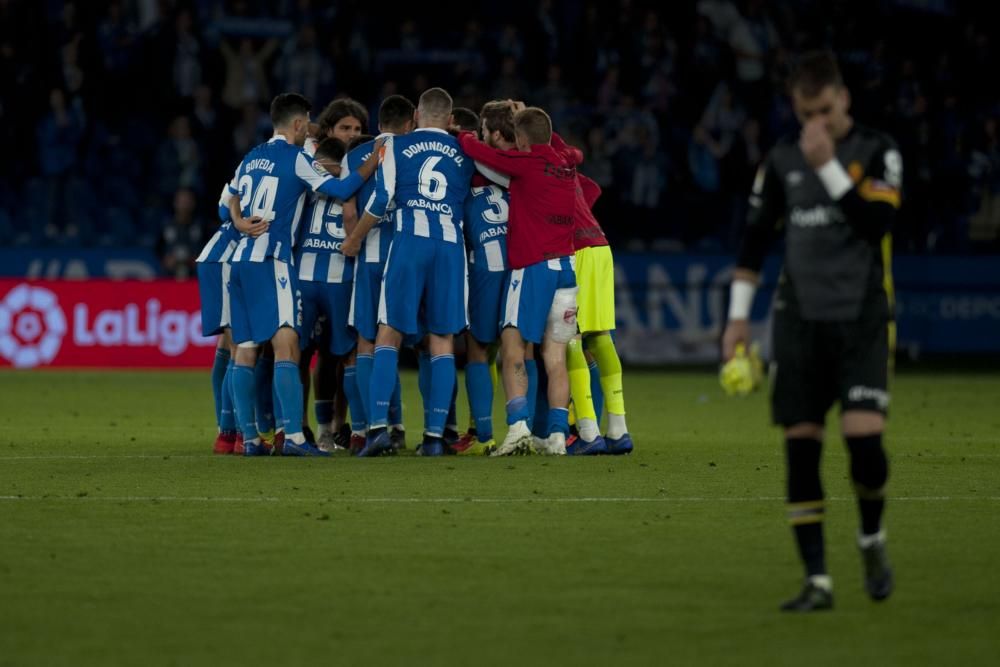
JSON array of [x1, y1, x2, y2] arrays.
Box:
[[0, 280, 217, 369]]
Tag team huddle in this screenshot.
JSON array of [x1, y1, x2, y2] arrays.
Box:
[[195, 87, 633, 458]]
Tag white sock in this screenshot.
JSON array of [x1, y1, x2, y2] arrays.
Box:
[[287, 431, 306, 445], [317, 422, 334, 437], [858, 530, 886, 549], [578, 418, 600, 442], [808, 574, 833, 591], [391, 423, 405, 431], [607, 413, 628, 439]]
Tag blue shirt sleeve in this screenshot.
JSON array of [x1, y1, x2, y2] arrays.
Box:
[[364, 136, 396, 219]]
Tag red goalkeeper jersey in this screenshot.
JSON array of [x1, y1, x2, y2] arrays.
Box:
[[550, 133, 608, 250], [458, 131, 576, 270]]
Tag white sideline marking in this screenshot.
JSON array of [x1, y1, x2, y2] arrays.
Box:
[[0, 495, 997, 504]]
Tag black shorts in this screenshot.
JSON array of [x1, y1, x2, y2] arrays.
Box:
[[771, 288, 892, 426]]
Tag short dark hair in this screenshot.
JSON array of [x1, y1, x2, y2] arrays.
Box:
[[317, 97, 369, 135], [315, 137, 347, 163], [788, 51, 845, 97], [480, 100, 516, 142], [514, 107, 552, 145], [270, 93, 312, 127], [452, 107, 479, 133], [348, 134, 375, 152], [418, 87, 453, 120], [378, 95, 415, 132]]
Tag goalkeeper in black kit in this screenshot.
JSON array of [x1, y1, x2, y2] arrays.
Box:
[[722, 52, 902, 612]]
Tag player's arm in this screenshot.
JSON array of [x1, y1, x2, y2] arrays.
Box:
[[458, 131, 531, 177], [228, 195, 268, 237], [339, 153, 360, 236], [296, 146, 379, 201], [224, 162, 269, 237], [217, 183, 234, 222], [551, 131, 583, 167], [474, 161, 511, 188], [578, 174, 602, 209], [343, 138, 396, 257], [801, 120, 901, 243], [722, 155, 784, 360]]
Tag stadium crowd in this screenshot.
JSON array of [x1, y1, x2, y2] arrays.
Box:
[[1, 0, 998, 271]]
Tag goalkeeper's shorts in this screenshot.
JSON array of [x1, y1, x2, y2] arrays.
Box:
[[771, 287, 892, 426], [575, 244, 616, 333]]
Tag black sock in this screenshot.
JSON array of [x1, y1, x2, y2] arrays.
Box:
[[786, 437, 826, 576], [793, 523, 826, 577], [846, 433, 889, 536]]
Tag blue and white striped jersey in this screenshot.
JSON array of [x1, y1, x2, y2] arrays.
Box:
[[294, 193, 353, 283], [464, 184, 510, 273], [344, 133, 395, 265], [229, 134, 366, 264], [196, 183, 241, 264], [364, 128, 475, 244]]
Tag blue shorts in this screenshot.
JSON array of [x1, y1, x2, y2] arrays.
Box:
[[468, 267, 506, 344], [348, 260, 385, 343], [196, 262, 231, 337], [379, 233, 467, 337], [298, 280, 356, 356], [501, 257, 577, 345], [229, 259, 300, 345]]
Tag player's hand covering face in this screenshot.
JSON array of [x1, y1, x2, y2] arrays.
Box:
[[799, 118, 835, 168]]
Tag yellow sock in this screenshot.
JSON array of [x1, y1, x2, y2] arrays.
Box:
[[567, 338, 597, 422], [587, 333, 625, 416]]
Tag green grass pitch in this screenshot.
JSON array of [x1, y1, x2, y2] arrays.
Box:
[[1, 368, 998, 666]]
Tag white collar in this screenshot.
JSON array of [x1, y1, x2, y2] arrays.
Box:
[[269, 133, 289, 143], [414, 127, 449, 135]]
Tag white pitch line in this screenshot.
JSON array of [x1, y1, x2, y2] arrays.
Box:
[[0, 495, 997, 504]]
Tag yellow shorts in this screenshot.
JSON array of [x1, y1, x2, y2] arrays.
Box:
[[574, 245, 616, 333]]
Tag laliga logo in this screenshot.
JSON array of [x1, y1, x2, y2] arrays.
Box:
[[0, 284, 67, 368]]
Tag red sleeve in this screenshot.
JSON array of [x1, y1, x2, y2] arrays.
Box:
[[458, 131, 531, 176], [550, 132, 584, 167], [578, 174, 602, 208]]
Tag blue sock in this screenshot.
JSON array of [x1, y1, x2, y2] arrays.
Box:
[[525, 359, 538, 425], [356, 353, 374, 426], [343, 365, 367, 432], [446, 380, 459, 430], [274, 360, 304, 439], [254, 355, 275, 434], [272, 380, 284, 433], [589, 360, 604, 427], [505, 396, 529, 426], [427, 354, 456, 437], [388, 373, 403, 426], [232, 364, 258, 442], [211, 348, 230, 428], [368, 346, 398, 429], [547, 407, 570, 437], [314, 400, 334, 429], [418, 351, 432, 425], [220, 360, 237, 431], [531, 361, 550, 438], [465, 361, 494, 441]]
